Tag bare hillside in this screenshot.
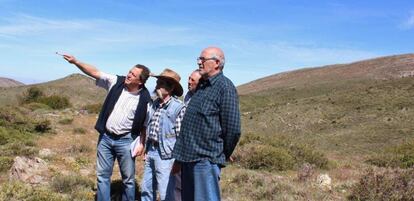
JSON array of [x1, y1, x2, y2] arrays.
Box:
[[237, 53, 414, 95], [0, 77, 24, 88]]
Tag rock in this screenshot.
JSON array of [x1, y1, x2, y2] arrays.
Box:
[[316, 173, 332, 190], [39, 148, 54, 158], [9, 156, 49, 185]]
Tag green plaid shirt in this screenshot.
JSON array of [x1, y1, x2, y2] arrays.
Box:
[[173, 72, 241, 166]]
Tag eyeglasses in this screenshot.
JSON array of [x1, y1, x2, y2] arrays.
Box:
[[197, 57, 218, 63]]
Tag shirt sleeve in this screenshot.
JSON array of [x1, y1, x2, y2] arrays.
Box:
[[96, 71, 117, 91], [220, 84, 241, 159], [174, 106, 187, 136]]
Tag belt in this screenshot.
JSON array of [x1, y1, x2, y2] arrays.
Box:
[[105, 131, 128, 138]]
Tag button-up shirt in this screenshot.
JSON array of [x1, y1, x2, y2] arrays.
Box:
[[173, 72, 241, 166]]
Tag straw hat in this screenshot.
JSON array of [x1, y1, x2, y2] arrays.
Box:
[[152, 68, 183, 97]]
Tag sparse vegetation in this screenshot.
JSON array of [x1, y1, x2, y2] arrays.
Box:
[[58, 117, 73, 125], [348, 167, 414, 201], [0, 181, 67, 201], [73, 127, 87, 134], [51, 174, 94, 194], [82, 103, 102, 114]]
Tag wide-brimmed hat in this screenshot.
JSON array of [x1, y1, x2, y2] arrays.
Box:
[[152, 68, 183, 97]]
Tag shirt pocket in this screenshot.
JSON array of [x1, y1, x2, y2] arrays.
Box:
[[200, 96, 220, 116]]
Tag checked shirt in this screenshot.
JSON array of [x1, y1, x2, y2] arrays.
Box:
[[173, 72, 241, 166]]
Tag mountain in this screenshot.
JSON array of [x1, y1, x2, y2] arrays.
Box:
[[0, 77, 24, 88], [0, 73, 106, 107], [237, 54, 414, 95]]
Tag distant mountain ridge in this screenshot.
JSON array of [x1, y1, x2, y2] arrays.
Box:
[[237, 53, 414, 95], [0, 77, 24, 88]]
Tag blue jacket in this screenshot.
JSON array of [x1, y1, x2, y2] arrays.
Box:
[[146, 97, 185, 159]]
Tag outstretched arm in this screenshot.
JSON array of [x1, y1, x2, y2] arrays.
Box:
[[62, 54, 101, 80]]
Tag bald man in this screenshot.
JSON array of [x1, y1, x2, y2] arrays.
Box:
[[184, 69, 202, 105], [173, 47, 241, 201]]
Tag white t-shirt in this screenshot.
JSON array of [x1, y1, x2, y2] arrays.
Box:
[[96, 72, 141, 135]]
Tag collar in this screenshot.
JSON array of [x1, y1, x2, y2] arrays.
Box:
[[157, 97, 172, 109], [201, 71, 223, 86]]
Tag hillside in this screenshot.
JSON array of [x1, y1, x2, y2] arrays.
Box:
[[239, 53, 414, 157], [0, 73, 106, 107], [237, 53, 414, 95], [0, 77, 24, 88]]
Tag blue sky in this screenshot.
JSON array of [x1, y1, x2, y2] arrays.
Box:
[[0, 0, 413, 92]]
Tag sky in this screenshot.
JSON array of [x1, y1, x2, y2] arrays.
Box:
[[0, 0, 413, 92]]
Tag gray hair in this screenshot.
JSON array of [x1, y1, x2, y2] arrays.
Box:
[[210, 53, 226, 69]]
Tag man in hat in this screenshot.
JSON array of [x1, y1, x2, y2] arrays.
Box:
[[173, 47, 241, 201], [135, 68, 186, 201], [61, 54, 151, 201]]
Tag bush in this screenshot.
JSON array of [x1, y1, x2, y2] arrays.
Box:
[[237, 144, 295, 171], [82, 103, 102, 114], [68, 144, 92, 154], [21, 87, 44, 104], [235, 133, 329, 171], [20, 87, 71, 109], [34, 120, 51, 133], [289, 144, 329, 169], [0, 157, 13, 172], [348, 167, 414, 201], [367, 141, 414, 168], [38, 95, 71, 109], [58, 118, 73, 125], [51, 174, 94, 194], [73, 127, 86, 134]]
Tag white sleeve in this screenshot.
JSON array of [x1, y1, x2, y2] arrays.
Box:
[[96, 72, 117, 91]]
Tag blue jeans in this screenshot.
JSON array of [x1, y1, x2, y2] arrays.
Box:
[[96, 133, 136, 201], [141, 144, 175, 201], [181, 159, 221, 201]]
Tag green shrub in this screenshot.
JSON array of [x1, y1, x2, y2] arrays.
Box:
[[58, 117, 73, 125], [38, 95, 71, 109], [0, 157, 13, 172], [51, 174, 94, 194], [82, 103, 102, 114], [235, 133, 329, 171], [348, 167, 414, 201], [73, 127, 86, 134], [367, 141, 414, 168], [289, 143, 329, 169], [21, 87, 44, 104], [237, 144, 295, 171]]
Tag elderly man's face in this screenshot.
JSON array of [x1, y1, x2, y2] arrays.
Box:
[[188, 71, 201, 92], [197, 51, 220, 78]]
